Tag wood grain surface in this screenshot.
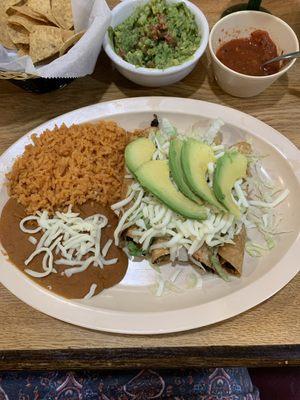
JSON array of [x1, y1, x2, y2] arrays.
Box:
[[0, 0, 299, 369]]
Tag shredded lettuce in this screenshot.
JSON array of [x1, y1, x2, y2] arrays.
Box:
[[160, 118, 177, 137], [211, 254, 230, 282], [245, 242, 264, 257], [151, 267, 202, 296], [185, 272, 199, 289], [200, 118, 224, 145], [127, 241, 146, 257]]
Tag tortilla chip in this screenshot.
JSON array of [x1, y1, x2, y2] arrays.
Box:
[[7, 23, 29, 44], [8, 5, 50, 23], [151, 238, 170, 265], [27, 0, 58, 26], [29, 25, 63, 63], [0, 9, 16, 49], [33, 52, 60, 66], [51, 0, 73, 30], [59, 31, 84, 55], [27, 0, 50, 15], [62, 29, 75, 41], [17, 43, 29, 56], [8, 13, 46, 32], [192, 243, 213, 269], [3, 0, 24, 12], [218, 226, 246, 275]]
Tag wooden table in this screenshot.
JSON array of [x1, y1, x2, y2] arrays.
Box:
[[0, 0, 299, 370]]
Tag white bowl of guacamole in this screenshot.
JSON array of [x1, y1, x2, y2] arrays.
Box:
[[103, 0, 209, 87]]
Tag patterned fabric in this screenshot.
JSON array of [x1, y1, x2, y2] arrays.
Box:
[[0, 368, 260, 400]]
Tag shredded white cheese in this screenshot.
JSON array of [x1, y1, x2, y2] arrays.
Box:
[[83, 283, 97, 300], [28, 236, 38, 245], [111, 191, 136, 210], [20, 207, 118, 279], [102, 239, 113, 257]]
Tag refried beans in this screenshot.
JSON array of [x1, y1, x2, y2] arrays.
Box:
[[0, 199, 128, 299]]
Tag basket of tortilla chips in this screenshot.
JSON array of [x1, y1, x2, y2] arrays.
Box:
[[0, 0, 110, 92]]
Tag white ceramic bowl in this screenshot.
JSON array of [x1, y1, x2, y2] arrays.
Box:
[[103, 0, 209, 87], [209, 11, 299, 97]]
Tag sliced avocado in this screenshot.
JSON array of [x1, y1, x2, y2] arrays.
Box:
[[181, 139, 226, 211], [135, 160, 207, 220], [169, 139, 203, 204], [213, 150, 248, 218], [125, 138, 155, 174]]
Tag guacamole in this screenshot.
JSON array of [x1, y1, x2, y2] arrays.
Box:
[[109, 0, 201, 69]]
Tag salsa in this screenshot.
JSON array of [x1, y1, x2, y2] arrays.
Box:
[[216, 30, 280, 76], [109, 0, 201, 69]]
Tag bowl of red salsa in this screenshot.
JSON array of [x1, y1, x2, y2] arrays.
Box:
[[209, 11, 299, 97]]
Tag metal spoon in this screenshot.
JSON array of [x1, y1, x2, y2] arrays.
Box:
[[262, 51, 300, 67]]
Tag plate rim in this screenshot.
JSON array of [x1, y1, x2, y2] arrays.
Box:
[[0, 96, 299, 334]]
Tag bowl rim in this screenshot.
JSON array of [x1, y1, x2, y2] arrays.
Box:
[[103, 0, 209, 76], [208, 10, 299, 80]]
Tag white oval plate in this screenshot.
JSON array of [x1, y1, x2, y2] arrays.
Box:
[[0, 97, 299, 334]]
